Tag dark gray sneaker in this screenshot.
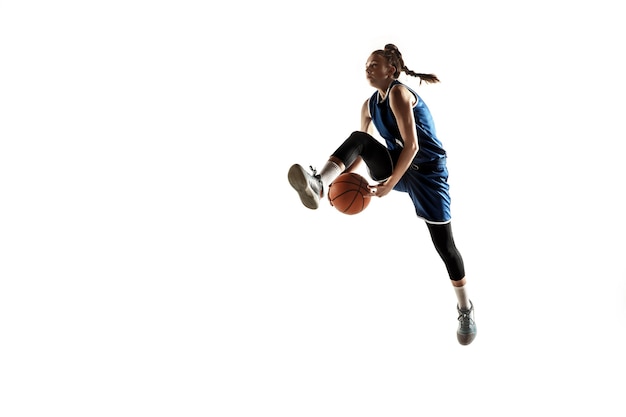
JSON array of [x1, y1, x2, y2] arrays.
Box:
[[288, 164, 323, 209], [457, 301, 477, 345]]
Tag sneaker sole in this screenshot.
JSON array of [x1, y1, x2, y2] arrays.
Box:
[[288, 165, 319, 210], [457, 330, 477, 346]]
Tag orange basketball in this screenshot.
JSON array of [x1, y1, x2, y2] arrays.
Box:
[[328, 172, 372, 215]]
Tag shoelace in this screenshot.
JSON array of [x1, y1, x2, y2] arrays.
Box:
[[309, 165, 323, 186], [458, 308, 474, 328]]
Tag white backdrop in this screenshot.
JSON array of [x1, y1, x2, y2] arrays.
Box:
[[2, 1, 625, 416]]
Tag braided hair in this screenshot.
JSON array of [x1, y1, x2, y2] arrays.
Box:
[[373, 44, 440, 85]]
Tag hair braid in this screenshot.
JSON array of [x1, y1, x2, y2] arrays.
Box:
[[375, 43, 440, 85]]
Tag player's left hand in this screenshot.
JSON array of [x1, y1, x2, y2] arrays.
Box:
[[370, 181, 393, 198]]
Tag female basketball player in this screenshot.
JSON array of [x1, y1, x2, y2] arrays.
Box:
[[288, 44, 477, 345]]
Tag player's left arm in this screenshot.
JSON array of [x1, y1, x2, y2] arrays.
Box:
[[373, 85, 418, 197]]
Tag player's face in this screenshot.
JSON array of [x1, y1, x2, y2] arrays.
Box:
[[365, 54, 394, 88]]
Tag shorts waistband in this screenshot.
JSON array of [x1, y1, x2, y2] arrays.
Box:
[[410, 157, 447, 171]]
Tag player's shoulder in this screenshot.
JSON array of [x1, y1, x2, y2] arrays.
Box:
[[389, 82, 417, 105], [389, 81, 412, 95]]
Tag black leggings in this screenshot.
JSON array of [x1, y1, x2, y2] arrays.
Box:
[[332, 131, 396, 181], [427, 222, 465, 281], [333, 131, 465, 281]]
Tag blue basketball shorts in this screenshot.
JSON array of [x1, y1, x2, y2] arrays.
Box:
[[393, 160, 452, 224]]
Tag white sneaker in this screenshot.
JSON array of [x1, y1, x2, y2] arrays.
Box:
[[457, 300, 477, 345], [288, 164, 323, 210]]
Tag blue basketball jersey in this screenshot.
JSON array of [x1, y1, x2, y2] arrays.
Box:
[[368, 80, 446, 165]]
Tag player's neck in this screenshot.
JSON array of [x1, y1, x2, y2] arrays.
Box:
[[377, 80, 394, 101]]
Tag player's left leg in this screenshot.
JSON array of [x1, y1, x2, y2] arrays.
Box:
[[288, 131, 391, 209]]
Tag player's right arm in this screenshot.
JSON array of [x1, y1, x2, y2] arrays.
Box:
[[360, 98, 373, 133], [347, 99, 373, 173]]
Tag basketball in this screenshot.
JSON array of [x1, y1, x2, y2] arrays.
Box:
[[328, 172, 372, 215]]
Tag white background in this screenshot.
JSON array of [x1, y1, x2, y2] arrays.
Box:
[[1, 1, 625, 416]]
